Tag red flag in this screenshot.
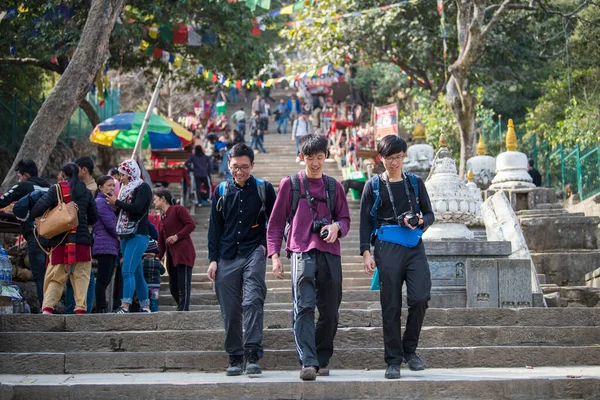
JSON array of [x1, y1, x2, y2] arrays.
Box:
[[256, 80, 263, 86], [235, 80, 242, 89], [212, 74, 218, 82], [173, 23, 188, 45], [153, 48, 163, 59], [251, 18, 261, 36]]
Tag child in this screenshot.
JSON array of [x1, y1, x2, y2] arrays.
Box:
[[142, 238, 166, 312]]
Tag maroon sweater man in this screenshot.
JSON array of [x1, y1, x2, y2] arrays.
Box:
[[267, 134, 351, 381]]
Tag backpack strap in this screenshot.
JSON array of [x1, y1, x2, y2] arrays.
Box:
[[216, 180, 230, 219], [323, 174, 337, 220], [405, 172, 421, 215], [370, 175, 381, 238], [289, 173, 301, 221], [255, 178, 267, 217]]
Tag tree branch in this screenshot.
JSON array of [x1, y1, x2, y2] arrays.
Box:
[[0, 57, 65, 74], [485, 3, 536, 13], [533, 0, 593, 17], [79, 98, 101, 127], [482, 0, 513, 38]]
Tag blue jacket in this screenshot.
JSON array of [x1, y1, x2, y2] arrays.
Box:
[[92, 192, 119, 257], [287, 98, 301, 113], [13, 189, 47, 237]]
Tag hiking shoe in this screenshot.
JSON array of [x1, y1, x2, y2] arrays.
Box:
[[245, 356, 262, 375], [404, 353, 425, 371], [114, 307, 129, 314], [226, 355, 243, 376], [318, 367, 330, 376], [385, 364, 401, 379], [299, 366, 317, 381]]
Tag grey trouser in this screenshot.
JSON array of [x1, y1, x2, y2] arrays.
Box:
[[215, 246, 267, 359], [291, 249, 343, 368], [374, 239, 431, 365]]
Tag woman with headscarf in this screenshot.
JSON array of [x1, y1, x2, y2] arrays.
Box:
[[30, 162, 98, 314], [107, 159, 153, 313]]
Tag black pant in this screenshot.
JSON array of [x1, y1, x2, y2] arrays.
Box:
[[291, 250, 343, 368], [195, 175, 210, 202], [95, 254, 116, 312], [374, 240, 431, 365], [24, 232, 47, 311], [112, 263, 123, 311], [169, 264, 192, 311]]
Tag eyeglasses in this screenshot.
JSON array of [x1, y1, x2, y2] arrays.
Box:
[[230, 165, 251, 172], [383, 155, 407, 163]]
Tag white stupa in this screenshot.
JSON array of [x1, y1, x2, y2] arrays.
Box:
[[466, 134, 496, 189], [465, 170, 483, 226], [489, 119, 535, 190], [423, 134, 479, 240], [404, 116, 434, 180]]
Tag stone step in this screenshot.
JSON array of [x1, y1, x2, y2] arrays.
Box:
[[519, 215, 600, 251], [3, 308, 597, 332], [1, 367, 599, 399], [5, 326, 598, 354], [157, 287, 468, 308], [531, 250, 600, 286], [2, 346, 599, 375], [157, 301, 383, 312]]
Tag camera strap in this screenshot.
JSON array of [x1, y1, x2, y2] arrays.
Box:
[[301, 171, 331, 222], [383, 172, 416, 227]]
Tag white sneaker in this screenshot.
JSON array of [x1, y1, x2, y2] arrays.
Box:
[[295, 156, 301, 163]]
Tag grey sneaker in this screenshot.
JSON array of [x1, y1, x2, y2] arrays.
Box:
[[300, 366, 317, 381], [385, 364, 401, 379], [226, 355, 243, 376], [245, 356, 262, 375], [404, 353, 425, 371], [318, 366, 330, 376]]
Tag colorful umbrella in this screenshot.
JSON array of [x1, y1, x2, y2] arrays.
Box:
[[90, 112, 193, 150]]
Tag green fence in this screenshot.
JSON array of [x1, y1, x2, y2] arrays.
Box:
[[0, 86, 120, 153]]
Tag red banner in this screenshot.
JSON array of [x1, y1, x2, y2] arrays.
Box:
[[374, 104, 398, 139]]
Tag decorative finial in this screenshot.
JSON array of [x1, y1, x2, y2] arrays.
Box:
[[413, 117, 426, 142], [506, 119, 517, 152], [477, 134, 486, 156], [439, 132, 448, 149], [467, 170, 474, 183]]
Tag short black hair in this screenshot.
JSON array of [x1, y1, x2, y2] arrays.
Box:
[[299, 134, 328, 157], [109, 168, 119, 176], [228, 143, 254, 163], [377, 135, 407, 158], [528, 158, 535, 167], [74, 156, 94, 175], [154, 189, 176, 205], [14, 159, 38, 177]]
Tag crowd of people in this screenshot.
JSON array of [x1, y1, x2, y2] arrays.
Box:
[[0, 156, 196, 314]]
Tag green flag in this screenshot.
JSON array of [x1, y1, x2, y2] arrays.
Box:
[[246, 0, 257, 11], [293, 1, 304, 11], [257, 0, 271, 10]]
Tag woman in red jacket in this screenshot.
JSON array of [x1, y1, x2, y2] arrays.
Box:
[[154, 189, 196, 311]]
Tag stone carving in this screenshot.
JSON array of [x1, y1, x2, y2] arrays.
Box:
[[423, 135, 479, 240], [466, 134, 496, 189], [405, 116, 434, 179], [489, 119, 535, 190]]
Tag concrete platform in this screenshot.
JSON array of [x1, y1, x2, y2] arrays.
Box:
[[1, 367, 599, 399]]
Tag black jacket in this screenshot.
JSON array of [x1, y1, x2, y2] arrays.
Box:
[[115, 183, 152, 237], [0, 176, 51, 237], [30, 181, 98, 247]]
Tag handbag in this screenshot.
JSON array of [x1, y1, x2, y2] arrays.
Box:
[[35, 184, 79, 240], [116, 209, 148, 237]]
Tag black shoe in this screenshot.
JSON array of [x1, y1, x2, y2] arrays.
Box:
[[245, 355, 262, 375], [226, 355, 243, 376], [385, 364, 401, 379], [113, 307, 129, 314], [404, 353, 425, 371], [300, 366, 317, 381]]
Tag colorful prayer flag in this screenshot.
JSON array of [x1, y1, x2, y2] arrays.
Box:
[[280, 4, 293, 14]]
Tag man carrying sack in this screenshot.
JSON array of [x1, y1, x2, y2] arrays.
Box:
[[359, 135, 435, 379]]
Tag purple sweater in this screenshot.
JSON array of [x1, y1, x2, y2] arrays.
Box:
[[267, 172, 351, 258], [92, 192, 119, 257]]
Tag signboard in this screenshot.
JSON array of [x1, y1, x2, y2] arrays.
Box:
[[374, 104, 398, 139]]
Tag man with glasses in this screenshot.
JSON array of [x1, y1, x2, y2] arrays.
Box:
[[207, 143, 276, 376], [359, 135, 435, 379]]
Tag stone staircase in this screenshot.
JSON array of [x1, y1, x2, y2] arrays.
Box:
[[2, 117, 600, 398], [513, 189, 600, 306]]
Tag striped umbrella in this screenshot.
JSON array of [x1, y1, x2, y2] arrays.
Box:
[[90, 112, 193, 150]]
